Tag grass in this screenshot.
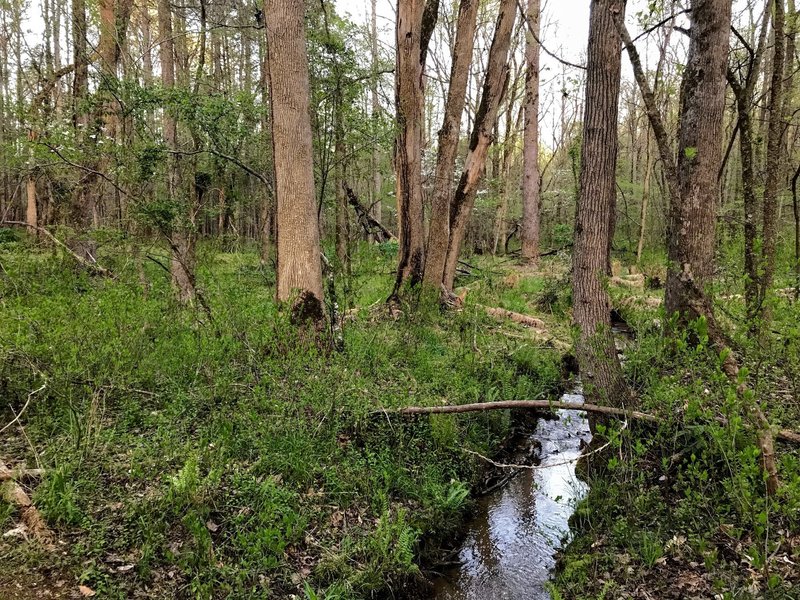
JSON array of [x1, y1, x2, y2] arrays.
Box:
[[0, 235, 562, 599], [3, 230, 799, 599]]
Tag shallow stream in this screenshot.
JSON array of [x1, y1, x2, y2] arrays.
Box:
[[431, 391, 592, 599]]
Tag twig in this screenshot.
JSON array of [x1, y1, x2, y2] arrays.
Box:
[[0, 382, 47, 435], [464, 425, 616, 472]]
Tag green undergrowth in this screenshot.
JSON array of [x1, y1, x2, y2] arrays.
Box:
[[0, 238, 562, 599], [552, 293, 800, 599]]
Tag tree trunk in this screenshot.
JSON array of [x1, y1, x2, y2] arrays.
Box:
[[423, 0, 479, 287], [664, 0, 732, 319], [157, 0, 196, 304], [265, 0, 324, 322], [391, 0, 431, 295], [370, 0, 383, 235], [70, 0, 94, 254], [257, 3, 274, 265], [334, 107, 350, 274], [441, 0, 517, 291], [572, 0, 629, 408], [520, 0, 541, 264], [758, 0, 787, 320], [636, 134, 653, 263]]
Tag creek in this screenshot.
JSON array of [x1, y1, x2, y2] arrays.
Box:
[[431, 390, 591, 599]]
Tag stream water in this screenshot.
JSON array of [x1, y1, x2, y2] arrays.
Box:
[[431, 391, 592, 600]]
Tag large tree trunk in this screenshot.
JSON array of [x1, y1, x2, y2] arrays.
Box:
[[664, 0, 732, 319], [520, 0, 541, 264], [423, 0, 479, 287], [391, 0, 430, 295], [265, 0, 324, 322], [572, 0, 629, 408], [441, 0, 517, 291]]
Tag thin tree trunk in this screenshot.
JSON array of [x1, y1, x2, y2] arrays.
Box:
[[759, 0, 787, 320], [265, 0, 324, 321], [441, 0, 518, 291], [370, 0, 383, 234], [572, 0, 629, 408], [157, 0, 196, 304], [726, 0, 770, 318], [423, 0, 479, 287], [636, 134, 653, 263], [521, 0, 541, 264]]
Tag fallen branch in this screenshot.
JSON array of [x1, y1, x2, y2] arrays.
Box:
[[0, 382, 47, 435], [384, 400, 800, 446], [343, 183, 395, 243], [480, 305, 547, 330], [0, 460, 53, 546], [1, 221, 114, 278], [388, 399, 658, 422]]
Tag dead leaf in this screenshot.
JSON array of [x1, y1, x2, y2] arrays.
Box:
[[78, 585, 96, 597], [206, 520, 219, 533]]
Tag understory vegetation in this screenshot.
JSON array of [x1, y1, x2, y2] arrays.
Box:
[[1, 235, 566, 599], [2, 233, 799, 599]]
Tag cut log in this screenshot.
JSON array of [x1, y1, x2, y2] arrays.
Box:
[[479, 304, 569, 349], [480, 305, 547, 330]]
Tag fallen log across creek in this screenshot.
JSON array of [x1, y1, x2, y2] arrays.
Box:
[[380, 401, 800, 445]]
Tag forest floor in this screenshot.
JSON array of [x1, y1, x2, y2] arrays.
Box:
[[1, 232, 799, 599]]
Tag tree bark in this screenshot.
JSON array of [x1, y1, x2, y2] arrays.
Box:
[[423, 0, 479, 287], [265, 0, 324, 322], [521, 0, 541, 264], [758, 0, 787, 320], [572, 0, 629, 408], [157, 0, 196, 304], [441, 0, 518, 291], [391, 0, 431, 296], [663, 0, 732, 318], [370, 0, 383, 234]]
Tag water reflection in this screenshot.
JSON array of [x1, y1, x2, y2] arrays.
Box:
[[432, 393, 591, 600]]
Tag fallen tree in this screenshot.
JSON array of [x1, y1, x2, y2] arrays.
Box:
[[1, 221, 114, 278]]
